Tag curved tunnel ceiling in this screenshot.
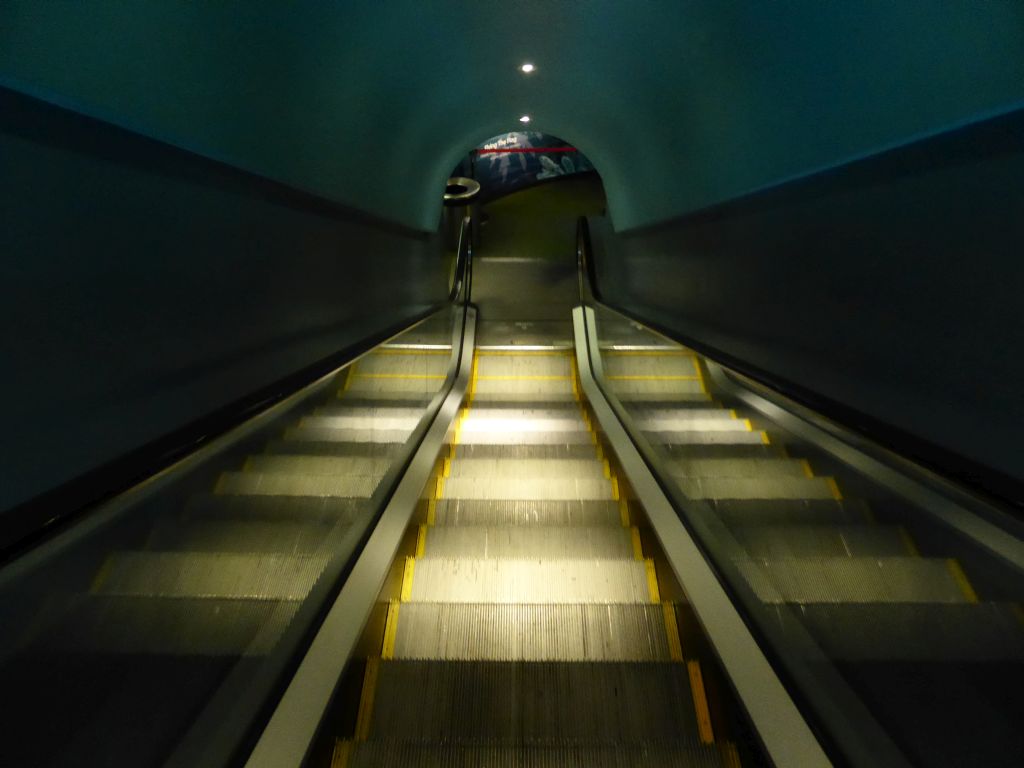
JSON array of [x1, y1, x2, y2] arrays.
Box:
[[2, 1, 1023, 232]]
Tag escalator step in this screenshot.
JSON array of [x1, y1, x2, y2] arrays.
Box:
[[662, 442, 786, 459], [346, 377, 445, 395], [391, 603, 675, 661], [613, 392, 712, 403], [350, 355, 449, 376], [299, 415, 420, 432], [215, 471, 378, 498], [283, 426, 412, 444], [339, 740, 726, 767], [453, 444, 600, 460], [708, 498, 872, 526], [475, 356, 572, 377], [469, 390, 577, 403], [421, 526, 634, 560], [440, 477, 614, 501], [93, 551, 329, 600], [777, 603, 1024, 660], [36, 595, 299, 656], [455, 428, 594, 445], [648, 430, 767, 446], [243, 455, 392, 477], [670, 457, 813, 479], [183, 494, 368, 523], [431, 499, 622, 527], [737, 557, 975, 604], [264, 439, 403, 458], [312, 405, 428, 419], [447, 458, 607, 480], [731, 525, 910, 557], [675, 475, 838, 500], [146, 518, 344, 553], [365, 660, 702, 743], [608, 380, 706, 396], [603, 356, 699, 378], [407, 559, 653, 603]]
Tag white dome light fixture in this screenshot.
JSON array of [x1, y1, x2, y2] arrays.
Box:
[[519, 115, 531, 124], [520, 62, 536, 74]]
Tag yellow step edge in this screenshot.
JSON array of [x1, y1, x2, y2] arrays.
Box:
[[687, 660, 716, 745], [610, 475, 620, 501], [645, 558, 661, 603], [426, 498, 437, 526], [693, 358, 708, 394], [899, 527, 920, 556], [415, 525, 428, 558], [760, 431, 771, 445], [473, 375, 572, 381], [825, 477, 843, 500], [442, 457, 451, 478], [661, 602, 684, 661], [381, 601, 400, 659], [800, 459, 815, 479], [742, 418, 753, 432], [606, 375, 700, 381], [341, 364, 356, 392], [434, 476, 445, 500], [720, 742, 742, 768], [631, 527, 644, 560], [400, 557, 416, 602], [947, 559, 979, 603], [331, 740, 353, 768], [595, 442, 604, 461], [476, 349, 571, 356], [602, 459, 611, 479], [353, 657, 380, 741], [619, 499, 631, 527]]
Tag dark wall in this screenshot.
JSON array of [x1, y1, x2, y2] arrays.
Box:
[[0, 88, 447, 514], [592, 108, 1024, 500]]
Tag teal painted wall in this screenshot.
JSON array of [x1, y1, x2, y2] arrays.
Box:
[[2, 1, 1022, 232]]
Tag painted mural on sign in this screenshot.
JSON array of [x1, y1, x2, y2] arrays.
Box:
[[453, 132, 594, 198]]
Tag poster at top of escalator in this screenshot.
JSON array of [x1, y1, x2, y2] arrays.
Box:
[[452, 132, 594, 199]]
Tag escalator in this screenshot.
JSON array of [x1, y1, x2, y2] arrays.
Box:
[[2, 188, 1022, 768]]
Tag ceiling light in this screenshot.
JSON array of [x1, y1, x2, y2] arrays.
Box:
[[519, 115, 531, 123], [520, 63, 535, 74]]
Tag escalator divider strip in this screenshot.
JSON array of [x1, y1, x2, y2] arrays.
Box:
[[353, 657, 379, 741], [661, 602, 685, 661], [400, 557, 416, 602], [381, 601, 400, 660], [687, 660, 716, 744]]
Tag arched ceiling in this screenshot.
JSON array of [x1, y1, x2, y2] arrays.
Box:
[[2, 1, 1023, 232]]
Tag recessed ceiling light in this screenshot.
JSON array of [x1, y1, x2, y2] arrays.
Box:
[[519, 115, 531, 123], [520, 63, 535, 73]]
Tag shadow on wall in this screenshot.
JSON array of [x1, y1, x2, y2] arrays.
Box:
[[590, 107, 1024, 505]]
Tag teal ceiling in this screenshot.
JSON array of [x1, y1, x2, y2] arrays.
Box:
[[2, 1, 1023, 232]]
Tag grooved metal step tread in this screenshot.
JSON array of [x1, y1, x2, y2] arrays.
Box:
[[458, 416, 587, 434], [475, 356, 573, 377], [675, 475, 838, 501], [264, 440, 403, 458], [639, 416, 752, 432], [646, 430, 766, 446], [313, 405, 428, 419], [93, 552, 329, 600], [447, 458, 607, 480], [37, 595, 298, 656], [330, 396, 434, 409], [391, 603, 675, 661], [243, 454, 392, 476], [338, 739, 726, 767], [365, 660, 701, 743], [431, 499, 622, 527], [455, 429, 594, 446], [407, 559, 655, 603], [608, 380, 706, 396], [603, 357, 699, 377], [614, 392, 712, 403], [469, 391, 577, 403], [351, 356, 449, 375], [736, 557, 975, 604], [662, 443, 785, 459], [453, 444, 601, 461], [146, 518, 345, 553], [421, 526, 634, 560], [283, 426, 412, 444], [670, 457, 812, 479], [440, 477, 614, 501], [215, 472, 378, 498], [346, 378, 445, 395], [777, 603, 1024, 660], [183, 494, 368, 523], [300, 415, 419, 433], [731, 525, 911, 557], [708, 498, 872, 526], [462, 401, 580, 412]]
